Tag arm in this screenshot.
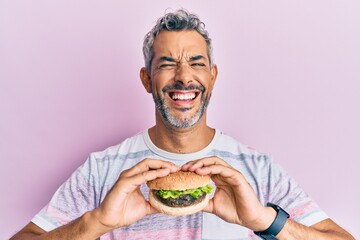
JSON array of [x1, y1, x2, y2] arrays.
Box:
[[182, 157, 355, 240], [10, 212, 110, 240], [10, 159, 180, 240], [277, 218, 355, 240]]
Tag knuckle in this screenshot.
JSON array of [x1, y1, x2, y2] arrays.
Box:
[[141, 158, 153, 167], [140, 171, 151, 181], [120, 169, 129, 177]]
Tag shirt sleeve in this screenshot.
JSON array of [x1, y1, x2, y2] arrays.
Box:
[[31, 155, 99, 231], [267, 159, 328, 226]]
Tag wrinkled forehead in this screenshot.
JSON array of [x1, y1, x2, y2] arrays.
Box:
[[152, 30, 209, 61]]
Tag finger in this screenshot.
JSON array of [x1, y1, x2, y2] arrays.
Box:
[[119, 167, 173, 191], [202, 197, 214, 214], [181, 160, 198, 171], [146, 203, 160, 215], [194, 165, 246, 186], [140, 168, 174, 182], [182, 156, 230, 172], [195, 164, 237, 177], [122, 158, 180, 177]]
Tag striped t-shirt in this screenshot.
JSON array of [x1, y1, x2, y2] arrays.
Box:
[[32, 129, 328, 239]]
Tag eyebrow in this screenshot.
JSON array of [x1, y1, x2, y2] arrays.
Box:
[[189, 55, 205, 61], [159, 56, 176, 62], [158, 55, 206, 62]]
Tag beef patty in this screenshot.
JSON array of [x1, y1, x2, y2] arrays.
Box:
[[154, 191, 206, 207]]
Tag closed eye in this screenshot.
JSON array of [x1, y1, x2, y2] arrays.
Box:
[[159, 64, 176, 69], [191, 63, 206, 67]]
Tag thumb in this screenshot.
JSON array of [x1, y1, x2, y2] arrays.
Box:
[[146, 202, 160, 216], [202, 198, 214, 214]]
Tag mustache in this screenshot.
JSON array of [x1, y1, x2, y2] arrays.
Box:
[[162, 83, 205, 93]]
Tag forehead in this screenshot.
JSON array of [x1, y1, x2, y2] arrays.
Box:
[[152, 30, 208, 59]]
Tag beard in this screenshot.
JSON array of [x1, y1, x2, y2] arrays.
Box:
[[153, 83, 211, 128]]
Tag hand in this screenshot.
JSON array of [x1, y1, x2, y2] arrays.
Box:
[[182, 157, 276, 231], [92, 158, 180, 231]]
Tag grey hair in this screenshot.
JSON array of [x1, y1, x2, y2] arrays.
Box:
[[143, 9, 213, 73]]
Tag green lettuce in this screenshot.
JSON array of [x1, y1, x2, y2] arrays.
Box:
[[154, 184, 214, 199]]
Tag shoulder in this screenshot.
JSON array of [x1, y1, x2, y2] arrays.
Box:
[[79, 130, 150, 175], [214, 130, 272, 163], [76, 130, 151, 184], [90, 131, 148, 160]]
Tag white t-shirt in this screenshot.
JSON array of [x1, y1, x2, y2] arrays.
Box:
[[32, 129, 328, 239]]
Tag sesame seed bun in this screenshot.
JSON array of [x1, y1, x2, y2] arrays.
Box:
[[146, 171, 210, 190]]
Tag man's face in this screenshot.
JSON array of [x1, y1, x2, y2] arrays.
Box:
[[144, 30, 217, 129]]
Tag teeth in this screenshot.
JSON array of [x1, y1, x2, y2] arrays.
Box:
[[171, 92, 196, 100]]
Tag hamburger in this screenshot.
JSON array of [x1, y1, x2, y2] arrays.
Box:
[[146, 171, 213, 216]]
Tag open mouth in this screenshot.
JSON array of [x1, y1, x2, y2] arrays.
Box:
[[168, 91, 200, 101]]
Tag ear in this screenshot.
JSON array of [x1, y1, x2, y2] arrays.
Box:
[[210, 64, 218, 87], [140, 67, 152, 93]]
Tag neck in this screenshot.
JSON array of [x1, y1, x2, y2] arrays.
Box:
[[149, 114, 215, 154]]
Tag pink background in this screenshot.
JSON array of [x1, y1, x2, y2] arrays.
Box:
[[1, 1, 359, 238]]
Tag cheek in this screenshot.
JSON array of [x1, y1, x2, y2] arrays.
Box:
[[198, 73, 215, 91], [151, 78, 166, 98], [152, 71, 175, 90]]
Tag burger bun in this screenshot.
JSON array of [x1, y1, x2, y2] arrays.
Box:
[[147, 171, 211, 216], [147, 171, 210, 190]]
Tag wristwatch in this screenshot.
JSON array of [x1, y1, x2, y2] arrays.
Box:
[[254, 202, 289, 240]]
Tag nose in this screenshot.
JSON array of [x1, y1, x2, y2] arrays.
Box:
[[175, 62, 193, 86]]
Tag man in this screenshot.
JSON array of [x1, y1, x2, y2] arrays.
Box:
[[11, 9, 354, 240]]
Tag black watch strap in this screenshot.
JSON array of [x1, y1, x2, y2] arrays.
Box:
[[254, 203, 289, 240]]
